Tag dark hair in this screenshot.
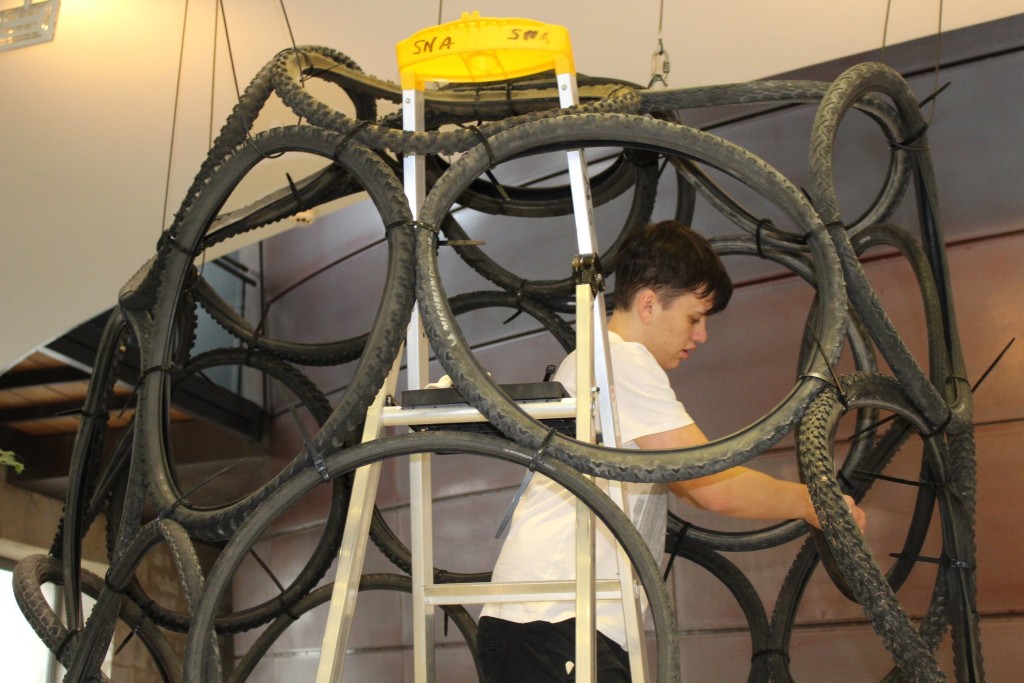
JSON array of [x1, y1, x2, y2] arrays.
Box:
[[611, 220, 732, 313]]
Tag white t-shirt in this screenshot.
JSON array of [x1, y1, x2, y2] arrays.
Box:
[[480, 331, 693, 648]]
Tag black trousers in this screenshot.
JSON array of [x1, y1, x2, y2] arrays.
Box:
[[476, 616, 632, 682]]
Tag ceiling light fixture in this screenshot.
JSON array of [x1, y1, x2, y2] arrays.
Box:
[[0, 0, 59, 53]]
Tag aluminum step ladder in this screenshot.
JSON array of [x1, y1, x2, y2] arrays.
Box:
[[315, 12, 650, 683]]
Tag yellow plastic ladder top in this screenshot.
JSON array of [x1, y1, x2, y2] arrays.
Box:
[[396, 10, 574, 90]]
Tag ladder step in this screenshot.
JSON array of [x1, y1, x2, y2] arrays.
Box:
[[423, 579, 625, 606], [381, 384, 577, 435], [403, 381, 570, 408]]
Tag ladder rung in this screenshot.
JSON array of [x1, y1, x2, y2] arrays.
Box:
[[423, 579, 624, 606], [381, 397, 577, 427]]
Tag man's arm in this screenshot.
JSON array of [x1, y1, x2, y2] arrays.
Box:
[[634, 424, 866, 531]]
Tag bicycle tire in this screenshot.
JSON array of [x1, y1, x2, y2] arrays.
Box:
[[437, 147, 659, 308], [149, 346, 335, 541], [643, 80, 911, 236], [271, 46, 642, 157], [426, 147, 646, 218], [797, 372, 962, 681], [122, 125, 414, 541], [104, 347, 364, 637], [13, 554, 181, 683], [182, 431, 679, 683], [850, 223, 949, 392], [54, 309, 129, 633], [448, 290, 576, 353], [61, 517, 214, 682], [227, 573, 483, 683], [663, 533, 772, 683], [361, 292, 572, 583], [809, 63, 954, 431], [201, 163, 368, 251], [652, 234, 883, 553], [415, 112, 846, 484]]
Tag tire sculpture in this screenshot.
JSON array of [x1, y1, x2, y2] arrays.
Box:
[[15, 43, 980, 683]]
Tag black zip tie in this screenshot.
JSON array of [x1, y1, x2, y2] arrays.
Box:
[[800, 186, 815, 208], [285, 172, 304, 211], [502, 280, 528, 324], [164, 233, 195, 257], [889, 552, 971, 570], [55, 628, 79, 661], [440, 239, 486, 247], [249, 548, 304, 620], [459, 123, 501, 172], [662, 521, 691, 581], [971, 337, 1014, 392], [495, 429, 557, 538], [846, 412, 899, 446], [751, 648, 790, 664], [754, 219, 773, 258], [114, 627, 138, 656], [792, 223, 829, 246], [140, 363, 176, 379], [385, 219, 439, 236], [853, 470, 938, 489], [441, 239, 486, 248], [505, 81, 514, 112], [115, 369, 147, 422], [485, 168, 512, 203], [532, 428, 558, 470], [55, 406, 88, 418], [250, 548, 286, 592], [292, 52, 349, 82], [244, 133, 285, 160], [918, 81, 951, 110], [890, 122, 930, 151], [286, 401, 329, 482], [655, 156, 671, 180], [801, 335, 847, 409], [335, 119, 371, 160], [125, 363, 177, 420], [156, 459, 247, 521], [471, 86, 482, 122], [248, 303, 273, 355], [799, 369, 843, 391]]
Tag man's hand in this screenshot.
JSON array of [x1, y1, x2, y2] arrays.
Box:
[[805, 494, 867, 533], [843, 495, 868, 532]]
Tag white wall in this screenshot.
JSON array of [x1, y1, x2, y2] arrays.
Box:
[[1, 0, 1021, 371]]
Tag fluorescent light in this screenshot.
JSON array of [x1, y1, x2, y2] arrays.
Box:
[[0, 0, 60, 52]]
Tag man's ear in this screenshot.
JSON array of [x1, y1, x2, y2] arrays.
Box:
[[635, 288, 657, 323]]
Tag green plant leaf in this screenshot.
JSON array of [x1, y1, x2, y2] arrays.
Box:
[[1, 448, 24, 474]]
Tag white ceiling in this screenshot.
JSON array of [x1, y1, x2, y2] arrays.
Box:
[[1, 0, 1020, 372]]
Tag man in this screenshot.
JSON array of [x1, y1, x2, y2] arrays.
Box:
[[476, 221, 866, 682]]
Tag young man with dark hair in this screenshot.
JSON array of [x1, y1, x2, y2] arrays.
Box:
[[476, 221, 866, 682]]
